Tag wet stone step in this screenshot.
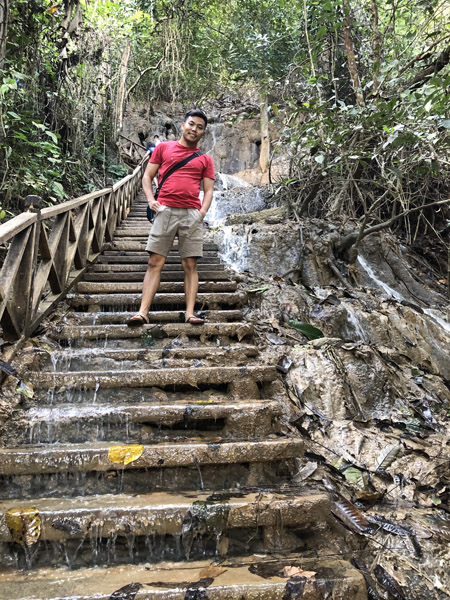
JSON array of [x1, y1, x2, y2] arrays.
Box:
[[38, 342, 258, 371], [76, 281, 237, 294], [68, 309, 243, 324], [83, 270, 231, 282], [31, 384, 279, 409], [0, 490, 330, 544], [50, 322, 254, 342], [17, 399, 282, 444], [0, 437, 303, 476], [66, 291, 246, 309], [110, 242, 218, 251], [103, 249, 218, 257], [97, 255, 222, 264], [0, 458, 295, 501], [32, 364, 276, 391], [38, 351, 259, 374], [0, 557, 367, 600], [91, 263, 226, 272]]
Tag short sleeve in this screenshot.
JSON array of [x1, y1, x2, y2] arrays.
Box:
[[150, 143, 164, 164], [203, 155, 215, 180]]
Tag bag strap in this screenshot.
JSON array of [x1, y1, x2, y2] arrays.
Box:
[[155, 151, 204, 198]]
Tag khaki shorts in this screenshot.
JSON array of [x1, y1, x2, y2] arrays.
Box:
[[145, 206, 204, 258]]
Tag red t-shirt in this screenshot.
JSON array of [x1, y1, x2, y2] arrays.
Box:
[[150, 141, 215, 209]]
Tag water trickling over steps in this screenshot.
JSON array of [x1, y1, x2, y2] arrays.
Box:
[[0, 193, 367, 599]]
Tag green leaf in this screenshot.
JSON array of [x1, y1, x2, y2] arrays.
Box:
[[342, 466, 369, 490], [45, 130, 58, 144], [289, 320, 324, 340], [248, 285, 271, 293]]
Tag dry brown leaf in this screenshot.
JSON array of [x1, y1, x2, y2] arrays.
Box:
[[198, 566, 227, 578], [108, 444, 144, 465], [283, 566, 316, 578]]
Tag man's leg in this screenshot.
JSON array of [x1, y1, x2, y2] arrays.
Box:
[[182, 256, 203, 323], [128, 253, 166, 326]]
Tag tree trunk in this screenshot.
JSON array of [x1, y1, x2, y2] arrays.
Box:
[[116, 40, 132, 135], [0, 0, 9, 69], [369, 0, 381, 94], [342, 0, 364, 106], [259, 89, 270, 173]]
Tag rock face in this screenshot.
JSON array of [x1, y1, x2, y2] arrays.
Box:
[[208, 184, 450, 599], [121, 101, 285, 178]]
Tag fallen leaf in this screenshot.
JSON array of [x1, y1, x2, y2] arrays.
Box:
[[283, 566, 316, 578], [198, 566, 227, 578], [6, 507, 41, 546], [108, 444, 144, 465]]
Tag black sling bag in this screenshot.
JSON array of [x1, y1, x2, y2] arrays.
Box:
[[146, 151, 204, 222]]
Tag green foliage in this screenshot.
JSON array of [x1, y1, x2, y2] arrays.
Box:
[[289, 320, 324, 340]]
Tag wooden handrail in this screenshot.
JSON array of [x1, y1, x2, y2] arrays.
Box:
[[0, 161, 148, 340]]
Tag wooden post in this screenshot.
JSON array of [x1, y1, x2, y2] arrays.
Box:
[[24, 195, 42, 337]]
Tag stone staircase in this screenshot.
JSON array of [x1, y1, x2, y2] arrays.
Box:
[[0, 193, 367, 599]]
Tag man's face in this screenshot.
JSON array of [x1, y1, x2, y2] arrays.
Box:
[[181, 116, 206, 145]]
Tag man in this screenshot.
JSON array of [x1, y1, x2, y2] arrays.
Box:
[[127, 109, 215, 327]]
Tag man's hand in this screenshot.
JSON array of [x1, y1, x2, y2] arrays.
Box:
[[149, 199, 162, 211]]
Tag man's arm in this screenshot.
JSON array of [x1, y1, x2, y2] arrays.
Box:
[[199, 177, 214, 218], [142, 161, 161, 211]]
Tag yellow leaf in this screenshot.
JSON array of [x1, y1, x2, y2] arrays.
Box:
[[45, 4, 60, 14], [6, 507, 41, 547], [108, 444, 144, 465]]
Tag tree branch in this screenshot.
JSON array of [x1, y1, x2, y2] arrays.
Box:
[[338, 198, 450, 254], [126, 54, 165, 100]]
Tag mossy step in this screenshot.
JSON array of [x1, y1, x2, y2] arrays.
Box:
[[0, 557, 366, 600], [0, 437, 303, 476]]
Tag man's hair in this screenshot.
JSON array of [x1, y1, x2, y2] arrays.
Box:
[[184, 109, 208, 127]]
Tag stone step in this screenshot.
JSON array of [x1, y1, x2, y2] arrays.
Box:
[[0, 557, 366, 600], [91, 263, 226, 272], [66, 291, 246, 308], [19, 398, 282, 444], [111, 241, 218, 249], [103, 250, 217, 262], [39, 342, 258, 371], [50, 322, 254, 342], [97, 254, 221, 264], [0, 489, 329, 544], [68, 309, 243, 324], [32, 364, 276, 390], [76, 281, 237, 294], [0, 437, 303, 476], [83, 270, 230, 282]]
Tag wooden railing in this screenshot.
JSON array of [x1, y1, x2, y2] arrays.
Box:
[[0, 162, 147, 341]]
